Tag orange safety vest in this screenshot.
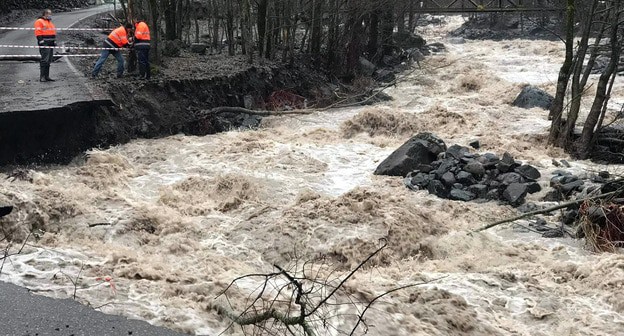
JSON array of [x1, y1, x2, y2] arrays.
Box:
[[106, 26, 129, 47], [134, 22, 150, 41], [34, 18, 56, 37]]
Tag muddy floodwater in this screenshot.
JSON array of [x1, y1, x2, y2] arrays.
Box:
[[1, 17, 624, 336]]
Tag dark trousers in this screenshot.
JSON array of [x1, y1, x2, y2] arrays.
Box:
[[136, 47, 150, 79], [127, 49, 137, 73], [39, 47, 53, 68], [38, 42, 54, 79]]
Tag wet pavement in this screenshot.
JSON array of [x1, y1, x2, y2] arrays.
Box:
[[0, 281, 188, 335]]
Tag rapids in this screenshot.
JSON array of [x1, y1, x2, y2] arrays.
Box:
[[1, 16, 623, 336]]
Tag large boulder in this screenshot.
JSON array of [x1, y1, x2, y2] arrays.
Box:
[[503, 183, 528, 206], [374, 133, 447, 176], [512, 85, 554, 110], [515, 164, 541, 180]]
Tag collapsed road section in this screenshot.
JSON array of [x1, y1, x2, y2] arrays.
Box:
[[0, 61, 338, 166]]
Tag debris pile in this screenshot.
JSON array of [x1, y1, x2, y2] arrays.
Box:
[[579, 200, 624, 252]]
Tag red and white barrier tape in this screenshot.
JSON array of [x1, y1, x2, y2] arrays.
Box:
[[0, 44, 125, 51], [0, 27, 111, 31], [0, 54, 101, 57]]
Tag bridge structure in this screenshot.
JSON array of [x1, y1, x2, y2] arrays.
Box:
[[416, 0, 565, 13]]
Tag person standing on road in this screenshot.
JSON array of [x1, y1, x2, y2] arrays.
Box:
[[133, 18, 151, 80], [91, 23, 133, 78], [34, 9, 56, 82]]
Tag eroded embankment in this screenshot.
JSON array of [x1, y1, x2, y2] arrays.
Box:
[[0, 100, 115, 165], [0, 64, 332, 166]]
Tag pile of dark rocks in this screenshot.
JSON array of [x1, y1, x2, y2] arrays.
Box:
[[374, 133, 623, 238], [374, 132, 542, 207]]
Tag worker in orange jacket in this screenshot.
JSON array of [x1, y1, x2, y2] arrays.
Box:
[[133, 18, 151, 80], [34, 9, 56, 82], [91, 23, 133, 78]]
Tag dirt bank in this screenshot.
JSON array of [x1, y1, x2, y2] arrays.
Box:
[[0, 59, 348, 166]]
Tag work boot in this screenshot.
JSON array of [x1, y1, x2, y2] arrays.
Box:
[[40, 67, 47, 82]]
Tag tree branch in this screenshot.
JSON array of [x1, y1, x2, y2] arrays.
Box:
[[473, 191, 620, 232]]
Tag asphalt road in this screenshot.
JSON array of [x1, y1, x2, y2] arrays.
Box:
[[0, 5, 112, 112], [0, 281, 188, 336]]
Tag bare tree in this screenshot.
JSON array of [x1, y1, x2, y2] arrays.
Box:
[[213, 241, 443, 335], [549, 0, 624, 158]]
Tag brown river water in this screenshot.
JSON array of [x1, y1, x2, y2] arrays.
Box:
[[1, 17, 623, 336]]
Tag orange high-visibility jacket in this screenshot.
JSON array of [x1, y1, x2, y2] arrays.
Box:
[[34, 18, 56, 38], [134, 22, 150, 41], [106, 26, 129, 48]]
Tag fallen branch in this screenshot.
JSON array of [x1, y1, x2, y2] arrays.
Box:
[[473, 191, 620, 233], [199, 106, 313, 117], [88, 222, 112, 228], [198, 66, 423, 119]]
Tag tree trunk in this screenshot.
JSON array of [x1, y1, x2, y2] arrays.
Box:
[[326, 0, 340, 71], [226, 0, 235, 56], [194, 6, 200, 44], [577, 8, 623, 159], [241, 0, 253, 63], [396, 3, 405, 34], [367, 10, 380, 61], [380, 1, 395, 57], [256, 0, 268, 56], [548, 0, 575, 144], [165, 0, 178, 40], [345, 0, 363, 78], [148, 0, 159, 63], [580, 19, 607, 89], [211, 0, 220, 51], [310, 0, 323, 57], [176, 0, 184, 40], [288, 4, 297, 66], [558, 0, 598, 149], [408, 0, 415, 32]]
